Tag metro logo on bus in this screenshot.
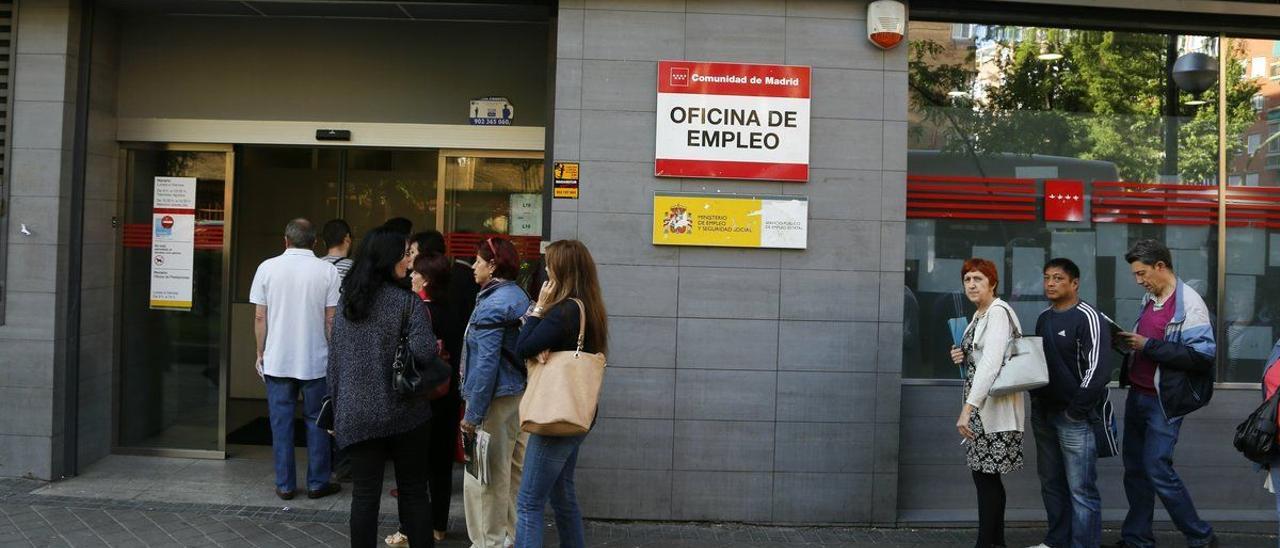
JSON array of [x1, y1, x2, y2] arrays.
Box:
[[655, 60, 811, 183]]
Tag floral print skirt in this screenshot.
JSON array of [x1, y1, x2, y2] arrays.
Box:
[[964, 359, 1024, 475]]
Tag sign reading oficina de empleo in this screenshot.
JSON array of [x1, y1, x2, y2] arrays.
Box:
[[655, 60, 811, 182], [652, 191, 808, 249], [150, 176, 197, 311]]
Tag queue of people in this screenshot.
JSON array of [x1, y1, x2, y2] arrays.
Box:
[[951, 239, 1219, 548], [250, 214, 1253, 548], [249, 216, 606, 548]]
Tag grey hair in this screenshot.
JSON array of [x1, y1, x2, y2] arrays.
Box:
[[1124, 238, 1173, 270], [285, 218, 316, 249]]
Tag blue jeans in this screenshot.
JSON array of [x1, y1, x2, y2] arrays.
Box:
[[1031, 400, 1101, 548], [265, 375, 331, 493], [1121, 391, 1214, 547], [515, 433, 586, 548]]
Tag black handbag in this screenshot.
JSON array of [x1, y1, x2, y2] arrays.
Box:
[[392, 298, 451, 398], [1235, 389, 1280, 464], [392, 302, 427, 397]]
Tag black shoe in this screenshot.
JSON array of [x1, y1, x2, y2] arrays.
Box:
[[275, 488, 295, 501], [307, 482, 342, 499]]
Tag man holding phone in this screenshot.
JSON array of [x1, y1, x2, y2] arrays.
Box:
[[1113, 239, 1217, 548]]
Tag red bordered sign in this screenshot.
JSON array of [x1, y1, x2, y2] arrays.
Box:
[[655, 60, 811, 183]]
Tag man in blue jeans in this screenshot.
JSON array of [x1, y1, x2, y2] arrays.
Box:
[[250, 218, 342, 500], [1113, 240, 1218, 548], [1028, 258, 1114, 548]]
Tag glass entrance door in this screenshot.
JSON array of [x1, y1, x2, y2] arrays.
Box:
[[118, 145, 233, 456]]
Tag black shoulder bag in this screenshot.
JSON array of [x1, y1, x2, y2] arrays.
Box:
[[392, 302, 427, 397], [1235, 389, 1280, 464], [392, 299, 452, 398]]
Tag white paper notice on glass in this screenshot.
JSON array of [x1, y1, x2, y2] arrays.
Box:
[[150, 177, 197, 311], [509, 193, 542, 236]]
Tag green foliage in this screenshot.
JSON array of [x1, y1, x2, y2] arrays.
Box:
[[908, 29, 1261, 183]]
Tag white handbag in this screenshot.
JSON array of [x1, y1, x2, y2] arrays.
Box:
[[987, 303, 1049, 397]]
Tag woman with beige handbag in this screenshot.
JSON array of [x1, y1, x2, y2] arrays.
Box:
[[513, 240, 608, 548]]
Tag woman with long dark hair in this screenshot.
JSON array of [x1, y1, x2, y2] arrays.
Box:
[[328, 227, 441, 548], [385, 248, 459, 548], [513, 240, 608, 548], [460, 237, 531, 548]]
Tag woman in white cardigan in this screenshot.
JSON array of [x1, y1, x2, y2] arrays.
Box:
[[949, 258, 1024, 548]]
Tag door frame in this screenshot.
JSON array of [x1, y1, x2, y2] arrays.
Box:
[[112, 142, 234, 460]]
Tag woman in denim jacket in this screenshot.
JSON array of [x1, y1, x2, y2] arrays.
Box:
[[460, 237, 531, 548]]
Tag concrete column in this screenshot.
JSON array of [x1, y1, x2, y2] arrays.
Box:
[[0, 0, 81, 480]]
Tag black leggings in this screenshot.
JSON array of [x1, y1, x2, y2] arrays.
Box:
[[972, 470, 1006, 548], [428, 395, 461, 532], [348, 422, 433, 548]]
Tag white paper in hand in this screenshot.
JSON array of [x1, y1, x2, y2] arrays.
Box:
[[465, 430, 492, 486]]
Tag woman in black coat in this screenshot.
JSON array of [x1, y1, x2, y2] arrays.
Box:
[[328, 227, 442, 548]]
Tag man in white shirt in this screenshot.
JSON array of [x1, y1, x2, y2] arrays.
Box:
[[250, 218, 342, 500]]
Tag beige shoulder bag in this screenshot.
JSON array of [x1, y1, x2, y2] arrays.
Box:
[[519, 298, 608, 436]]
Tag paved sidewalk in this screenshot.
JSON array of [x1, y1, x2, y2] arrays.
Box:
[[1, 456, 1277, 547]]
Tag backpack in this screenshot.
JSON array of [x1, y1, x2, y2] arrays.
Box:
[[1234, 389, 1280, 464]]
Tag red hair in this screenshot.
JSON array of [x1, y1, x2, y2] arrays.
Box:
[[961, 258, 999, 293], [477, 237, 520, 280]]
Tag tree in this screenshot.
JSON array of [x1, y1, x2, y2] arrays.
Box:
[[908, 27, 1260, 183]]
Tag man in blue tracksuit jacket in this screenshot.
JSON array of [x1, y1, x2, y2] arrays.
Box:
[[1030, 258, 1115, 548], [1113, 239, 1217, 548]]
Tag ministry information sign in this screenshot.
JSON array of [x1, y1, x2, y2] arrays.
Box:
[[652, 191, 808, 249], [150, 177, 197, 311], [655, 60, 811, 183]]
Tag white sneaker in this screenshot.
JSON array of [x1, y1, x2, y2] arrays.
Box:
[[1025, 544, 1051, 548]]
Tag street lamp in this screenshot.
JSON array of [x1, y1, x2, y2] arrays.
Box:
[[1162, 44, 1220, 180], [1173, 52, 1218, 106]]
